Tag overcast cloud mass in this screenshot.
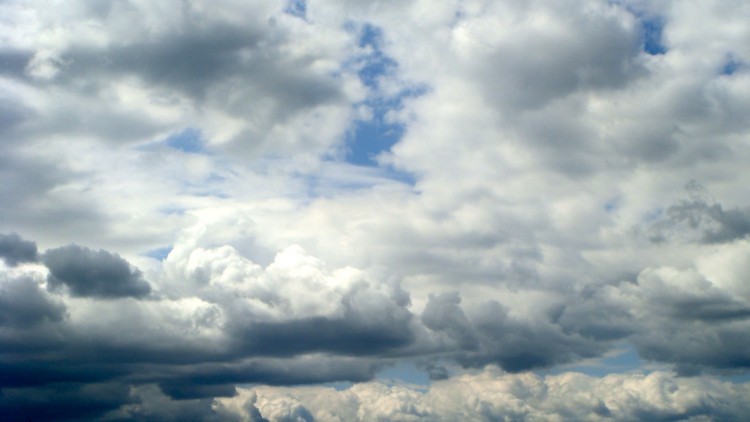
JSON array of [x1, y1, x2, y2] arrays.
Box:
[[2, 0, 750, 420]]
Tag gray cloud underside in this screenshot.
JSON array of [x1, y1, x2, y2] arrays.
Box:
[[0, 232, 38, 266], [44, 244, 152, 298], [2, 232, 750, 419]]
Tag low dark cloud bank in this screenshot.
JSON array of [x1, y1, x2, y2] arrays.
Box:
[[2, 231, 749, 419]]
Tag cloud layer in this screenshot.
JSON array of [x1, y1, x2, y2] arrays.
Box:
[[216, 369, 750, 422], [1, 0, 750, 420]]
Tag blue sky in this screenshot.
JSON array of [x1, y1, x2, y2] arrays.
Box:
[[345, 24, 415, 168]]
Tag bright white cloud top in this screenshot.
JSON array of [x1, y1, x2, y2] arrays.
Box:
[[1, 0, 750, 420]]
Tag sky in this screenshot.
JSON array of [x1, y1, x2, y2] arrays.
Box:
[[1, 0, 750, 420]]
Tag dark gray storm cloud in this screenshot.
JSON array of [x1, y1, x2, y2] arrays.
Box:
[[554, 287, 635, 341], [231, 303, 415, 357], [420, 292, 613, 372], [149, 356, 379, 401], [636, 326, 750, 377], [43, 244, 151, 298], [463, 300, 607, 371], [0, 382, 131, 422], [0, 232, 38, 266]]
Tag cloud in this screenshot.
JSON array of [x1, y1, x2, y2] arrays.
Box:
[[650, 181, 750, 244], [230, 314, 414, 357], [0, 383, 132, 422], [216, 368, 750, 421], [43, 244, 152, 298], [619, 264, 750, 374], [0, 235, 412, 417], [0, 232, 38, 266], [1, 0, 361, 158]]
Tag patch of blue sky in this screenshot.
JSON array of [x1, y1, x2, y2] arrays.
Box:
[[284, 0, 306, 19], [356, 24, 396, 88], [604, 197, 620, 213], [323, 381, 354, 391], [612, 2, 668, 56], [724, 372, 750, 384], [357, 23, 383, 50], [376, 361, 432, 387], [641, 16, 667, 55], [644, 207, 664, 223], [158, 206, 187, 216], [342, 23, 425, 182], [143, 245, 173, 261], [721, 55, 743, 76], [346, 106, 404, 167], [543, 343, 652, 378], [165, 127, 206, 154]]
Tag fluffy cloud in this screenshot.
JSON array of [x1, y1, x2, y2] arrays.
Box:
[[216, 368, 750, 421], [0, 234, 413, 417], [620, 263, 750, 375], [650, 181, 750, 244], [1, 0, 360, 153]]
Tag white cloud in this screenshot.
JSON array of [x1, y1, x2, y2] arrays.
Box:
[[218, 368, 750, 421]]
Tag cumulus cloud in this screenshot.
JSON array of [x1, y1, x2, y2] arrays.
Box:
[[216, 368, 750, 421], [1, 0, 360, 156], [0, 273, 64, 328], [650, 181, 750, 244], [619, 264, 750, 375], [0, 235, 413, 417]]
